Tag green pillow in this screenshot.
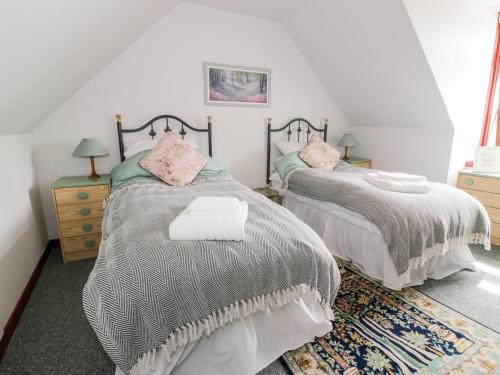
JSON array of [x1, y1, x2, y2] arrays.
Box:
[[111, 150, 153, 186], [112, 150, 229, 187], [198, 155, 229, 177], [275, 151, 309, 180], [336, 159, 349, 168]]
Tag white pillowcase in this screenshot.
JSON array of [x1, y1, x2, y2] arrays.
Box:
[[269, 171, 283, 190], [274, 140, 306, 155], [124, 139, 158, 158], [124, 138, 197, 159], [270, 171, 282, 182]]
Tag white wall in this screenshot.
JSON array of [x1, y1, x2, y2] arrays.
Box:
[[354, 126, 454, 182], [0, 135, 47, 339], [279, 0, 455, 183], [404, 0, 499, 184], [32, 3, 352, 239]]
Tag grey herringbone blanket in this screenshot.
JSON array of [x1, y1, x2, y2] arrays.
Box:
[[83, 177, 340, 374], [285, 168, 490, 276]]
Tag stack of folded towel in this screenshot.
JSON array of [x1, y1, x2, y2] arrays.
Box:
[[169, 196, 248, 241], [365, 171, 430, 194]]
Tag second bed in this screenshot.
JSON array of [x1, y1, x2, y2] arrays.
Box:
[[267, 117, 490, 290]]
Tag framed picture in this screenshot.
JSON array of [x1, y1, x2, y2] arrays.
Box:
[[474, 146, 500, 173], [204, 62, 270, 107]]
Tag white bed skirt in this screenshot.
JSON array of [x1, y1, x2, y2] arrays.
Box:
[[283, 190, 476, 290], [116, 297, 331, 375]]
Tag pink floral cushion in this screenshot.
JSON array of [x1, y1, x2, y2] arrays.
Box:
[[139, 133, 207, 187], [299, 134, 340, 169]]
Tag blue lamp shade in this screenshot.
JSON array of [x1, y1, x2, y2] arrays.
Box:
[[337, 134, 359, 147], [72, 138, 108, 158], [72, 138, 108, 179], [337, 134, 359, 161]]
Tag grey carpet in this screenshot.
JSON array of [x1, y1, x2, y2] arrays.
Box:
[[415, 244, 500, 333], [0, 244, 498, 374], [0, 249, 113, 375]]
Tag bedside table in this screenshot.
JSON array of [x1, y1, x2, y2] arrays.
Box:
[[458, 169, 500, 246], [253, 187, 282, 205], [345, 157, 371, 169], [52, 175, 110, 263]]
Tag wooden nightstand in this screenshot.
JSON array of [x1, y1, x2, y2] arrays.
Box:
[[52, 175, 110, 262], [345, 157, 371, 169], [458, 169, 500, 246], [253, 187, 282, 205]]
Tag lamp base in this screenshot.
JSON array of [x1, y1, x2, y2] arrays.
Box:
[[88, 156, 100, 180], [342, 146, 350, 161]]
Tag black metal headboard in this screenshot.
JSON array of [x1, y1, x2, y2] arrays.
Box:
[[266, 117, 328, 184], [116, 114, 213, 162]]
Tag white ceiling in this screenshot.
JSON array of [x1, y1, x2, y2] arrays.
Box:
[[0, 0, 180, 135], [185, 0, 308, 22], [0, 0, 457, 134]]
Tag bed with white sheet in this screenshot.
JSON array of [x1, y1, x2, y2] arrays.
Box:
[[267, 117, 490, 290], [83, 114, 340, 375]]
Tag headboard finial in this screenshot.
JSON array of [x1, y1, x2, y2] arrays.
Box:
[[267, 117, 272, 125], [324, 118, 328, 125], [116, 114, 122, 123], [207, 115, 212, 125]]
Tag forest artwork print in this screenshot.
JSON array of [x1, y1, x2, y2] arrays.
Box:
[[204, 63, 270, 106]]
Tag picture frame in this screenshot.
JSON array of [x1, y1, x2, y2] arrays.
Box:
[[204, 62, 271, 107], [474, 146, 500, 173]]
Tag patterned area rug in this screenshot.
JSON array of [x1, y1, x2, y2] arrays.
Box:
[[282, 266, 500, 374]]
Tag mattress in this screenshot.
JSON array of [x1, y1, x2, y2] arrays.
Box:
[[284, 190, 476, 290]]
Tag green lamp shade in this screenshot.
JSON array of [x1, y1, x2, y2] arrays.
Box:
[[72, 138, 108, 158], [337, 134, 359, 147]]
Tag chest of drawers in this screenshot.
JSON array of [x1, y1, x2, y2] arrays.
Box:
[[52, 175, 110, 262], [458, 170, 500, 246], [346, 157, 372, 169]]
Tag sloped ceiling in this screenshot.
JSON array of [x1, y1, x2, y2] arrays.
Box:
[[184, 0, 307, 22], [283, 0, 453, 128], [0, 0, 180, 135], [189, 0, 453, 129], [1, 0, 452, 135]]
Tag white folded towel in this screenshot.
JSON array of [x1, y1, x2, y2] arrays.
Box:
[[373, 171, 427, 182], [169, 196, 248, 241], [365, 175, 430, 194]]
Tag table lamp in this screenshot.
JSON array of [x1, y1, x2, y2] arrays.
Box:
[[72, 138, 109, 179], [337, 134, 359, 160]]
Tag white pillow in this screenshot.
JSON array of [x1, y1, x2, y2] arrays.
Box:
[[270, 171, 282, 182], [269, 172, 283, 190], [274, 140, 305, 155], [124, 138, 197, 159], [124, 139, 158, 158]]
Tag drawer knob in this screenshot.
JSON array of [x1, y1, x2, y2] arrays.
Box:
[[80, 208, 91, 216], [78, 191, 89, 200], [84, 239, 95, 248], [464, 178, 474, 186], [82, 223, 93, 232]]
